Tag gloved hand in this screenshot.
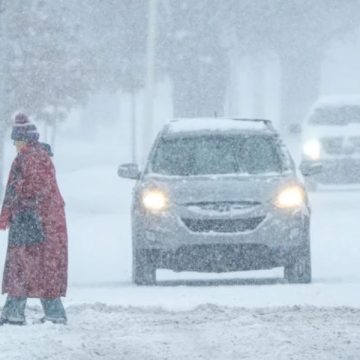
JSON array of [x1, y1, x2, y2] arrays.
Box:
[[0, 213, 9, 230]]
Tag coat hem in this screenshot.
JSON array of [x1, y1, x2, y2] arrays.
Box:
[[2, 289, 67, 298]]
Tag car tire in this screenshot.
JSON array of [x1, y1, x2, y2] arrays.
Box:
[[284, 224, 312, 284], [284, 248, 312, 284], [132, 249, 157, 285]]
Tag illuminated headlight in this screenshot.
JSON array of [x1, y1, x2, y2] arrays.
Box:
[[142, 189, 168, 212], [274, 186, 305, 208], [303, 140, 321, 160]]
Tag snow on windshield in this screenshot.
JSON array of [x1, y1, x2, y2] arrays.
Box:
[[309, 105, 360, 125], [150, 135, 283, 176]]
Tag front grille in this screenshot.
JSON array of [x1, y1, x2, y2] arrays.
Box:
[[181, 217, 265, 233], [186, 201, 261, 212]]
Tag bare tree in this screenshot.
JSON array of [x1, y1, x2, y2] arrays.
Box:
[[0, 0, 98, 198]]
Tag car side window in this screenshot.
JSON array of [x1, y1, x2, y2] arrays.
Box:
[[275, 138, 295, 172]]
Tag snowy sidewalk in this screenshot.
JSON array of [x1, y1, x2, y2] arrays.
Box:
[[0, 304, 359, 360]]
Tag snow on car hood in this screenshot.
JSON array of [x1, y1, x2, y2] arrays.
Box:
[[141, 173, 297, 205]]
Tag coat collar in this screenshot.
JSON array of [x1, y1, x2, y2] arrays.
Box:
[[18, 142, 37, 155]]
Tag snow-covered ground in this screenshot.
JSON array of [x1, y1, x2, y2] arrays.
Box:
[[1, 304, 360, 360], [1, 137, 360, 359]]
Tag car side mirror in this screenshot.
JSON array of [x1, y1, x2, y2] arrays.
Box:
[[117, 163, 140, 180], [299, 161, 322, 177]]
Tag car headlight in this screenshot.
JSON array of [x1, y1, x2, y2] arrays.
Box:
[[142, 189, 168, 212], [274, 185, 305, 208], [303, 139, 321, 160]]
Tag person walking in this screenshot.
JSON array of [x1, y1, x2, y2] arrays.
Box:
[[0, 113, 68, 325]]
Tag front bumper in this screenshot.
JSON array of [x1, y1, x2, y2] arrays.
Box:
[[143, 243, 307, 272], [133, 205, 309, 271]]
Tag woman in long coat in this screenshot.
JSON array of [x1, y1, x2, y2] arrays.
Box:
[[0, 113, 68, 325]]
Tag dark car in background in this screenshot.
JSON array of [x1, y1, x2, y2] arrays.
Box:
[[119, 118, 321, 285]]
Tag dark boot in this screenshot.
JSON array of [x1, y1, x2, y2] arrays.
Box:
[[0, 296, 27, 325], [0, 317, 25, 326], [38, 316, 67, 325], [39, 298, 67, 324]]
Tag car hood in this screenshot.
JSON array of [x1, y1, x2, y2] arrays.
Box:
[[140, 173, 298, 205]]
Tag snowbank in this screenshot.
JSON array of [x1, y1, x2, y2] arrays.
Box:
[[0, 304, 359, 360]]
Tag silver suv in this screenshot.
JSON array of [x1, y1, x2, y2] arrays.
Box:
[[118, 118, 321, 285]]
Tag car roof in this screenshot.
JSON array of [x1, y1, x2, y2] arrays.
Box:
[[163, 118, 275, 137], [304, 94, 360, 125], [311, 94, 360, 110]]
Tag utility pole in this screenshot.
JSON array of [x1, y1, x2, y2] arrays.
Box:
[[142, 0, 158, 163]]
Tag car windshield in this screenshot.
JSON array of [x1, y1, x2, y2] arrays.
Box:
[[309, 106, 360, 125], [150, 135, 283, 176]]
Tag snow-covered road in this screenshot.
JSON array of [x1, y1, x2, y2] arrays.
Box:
[[1, 165, 360, 359], [0, 304, 359, 360]]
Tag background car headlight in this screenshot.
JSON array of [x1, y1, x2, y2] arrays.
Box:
[[303, 139, 321, 160], [142, 189, 168, 211], [275, 186, 305, 208]]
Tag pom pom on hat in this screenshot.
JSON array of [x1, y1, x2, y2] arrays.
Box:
[[11, 113, 40, 142]]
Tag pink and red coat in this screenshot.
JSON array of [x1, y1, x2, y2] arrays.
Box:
[[0, 143, 68, 298]]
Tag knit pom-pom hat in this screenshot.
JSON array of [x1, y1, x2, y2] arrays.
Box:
[[11, 113, 40, 142]]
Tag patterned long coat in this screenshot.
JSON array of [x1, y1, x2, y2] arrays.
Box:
[[0, 143, 67, 298]]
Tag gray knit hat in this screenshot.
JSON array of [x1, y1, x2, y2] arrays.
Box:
[[11, 113, 39, 142]]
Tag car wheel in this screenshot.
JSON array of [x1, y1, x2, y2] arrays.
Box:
[[284, 249, 312, 284], [132, 249, 157, 285]]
